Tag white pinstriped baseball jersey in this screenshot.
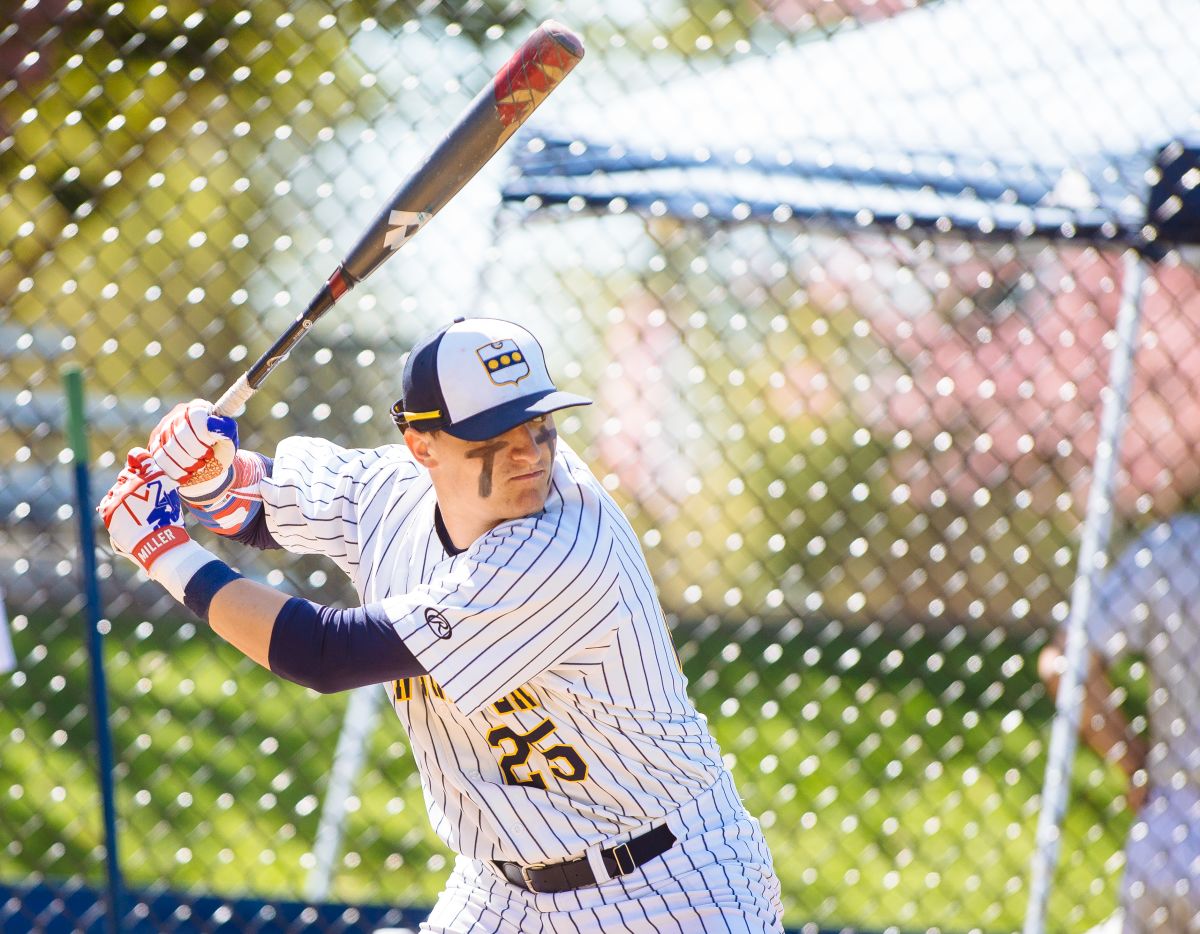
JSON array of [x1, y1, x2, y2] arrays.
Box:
[[1086, 517, 1200, 932], [1087, 515, 1200, 791], [262, 435, 734, 866]]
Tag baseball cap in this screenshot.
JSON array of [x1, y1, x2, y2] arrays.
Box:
[[392, 317, 591, 441]]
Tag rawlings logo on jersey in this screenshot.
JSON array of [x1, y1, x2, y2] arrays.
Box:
[[424, 607, 453, 639], [477, 339, 530, 386]]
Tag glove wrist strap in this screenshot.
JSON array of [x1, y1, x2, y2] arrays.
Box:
[[131, 525, 191, 571]]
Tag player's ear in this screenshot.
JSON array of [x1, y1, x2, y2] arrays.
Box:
[[404, 428, 438, 468]]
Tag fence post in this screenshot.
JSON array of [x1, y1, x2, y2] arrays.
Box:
[[63, 365, 126, 934], [1023, 249, 1149, 934], [306, 685, 384, 902]]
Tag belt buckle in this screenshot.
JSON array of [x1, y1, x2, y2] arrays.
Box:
[[520, 863, 545, 893], [612, 842, 636, 875]]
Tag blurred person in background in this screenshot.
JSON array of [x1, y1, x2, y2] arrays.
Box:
[[1039, 515, 1200, 933]]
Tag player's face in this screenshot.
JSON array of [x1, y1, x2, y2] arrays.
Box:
[[411, 414, 558, 542]]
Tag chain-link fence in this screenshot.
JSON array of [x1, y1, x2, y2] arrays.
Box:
[[4, 1, 1200, 932]]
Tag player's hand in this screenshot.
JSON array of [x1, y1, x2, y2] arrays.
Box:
[[1125, 739, 1150, 813], [98, 448, 191, 573], [149, 400, 239, 494], [1127, 773, 1149, 814], [150, 402, 267, 538], [99, 448, 224, 604]]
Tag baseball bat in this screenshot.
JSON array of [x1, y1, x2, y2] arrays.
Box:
[[212, 20, 584, 417]]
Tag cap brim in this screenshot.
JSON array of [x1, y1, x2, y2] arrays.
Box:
[[446, 390, 592, 441]]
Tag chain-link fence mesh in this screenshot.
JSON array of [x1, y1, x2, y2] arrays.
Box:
[[4, 1, 1200, 932]]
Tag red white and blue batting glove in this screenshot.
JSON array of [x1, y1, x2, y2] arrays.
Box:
[[149, 399, 239, 489], [98, 448, 219, 602], [149, 400, 267, 537], [178, 449, 269, 536]]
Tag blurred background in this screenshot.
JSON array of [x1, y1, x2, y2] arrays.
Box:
[[3, 0, 1200, 931]]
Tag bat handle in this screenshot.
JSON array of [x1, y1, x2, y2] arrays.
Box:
[[213, 373, 255, 418], [212, 273, 344, 417]]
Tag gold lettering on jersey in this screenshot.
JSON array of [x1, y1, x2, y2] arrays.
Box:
[[487, 721, 551, 789], [391, 676, 447, 704], [422, 676, 446, 700], [540, 739, 588, 783], [492, 685, 539, 715], [515, 686, 538, 708]]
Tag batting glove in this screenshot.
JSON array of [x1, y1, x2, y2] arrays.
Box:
[[181, 449, 269, 537], [149, 400, 239, 493], [98, 448, 219, 602]]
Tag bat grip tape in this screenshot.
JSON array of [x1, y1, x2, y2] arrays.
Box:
[[214, 374, 255, 418]]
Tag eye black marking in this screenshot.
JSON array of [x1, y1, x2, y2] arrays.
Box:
[[533, 422, 557, 447], [466, 439, 507, 497]]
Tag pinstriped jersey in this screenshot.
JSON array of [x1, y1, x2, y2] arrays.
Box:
[[261, 436, 731, 864], [1087, 516, 1200, 791]]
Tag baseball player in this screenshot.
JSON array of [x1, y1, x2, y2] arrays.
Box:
[[99, 317, 784, 933], [1039, 516, 1200, 933]]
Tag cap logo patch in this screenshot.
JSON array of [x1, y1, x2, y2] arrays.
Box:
[[477, 339, 530, 386]]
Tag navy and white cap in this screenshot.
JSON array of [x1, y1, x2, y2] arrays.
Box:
[[392, 317, 591, 441]]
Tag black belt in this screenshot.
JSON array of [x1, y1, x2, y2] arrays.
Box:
[[493, 823, 677, 894]]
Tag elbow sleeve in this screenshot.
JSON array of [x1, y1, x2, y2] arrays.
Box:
[[267, 597, 426, 693]]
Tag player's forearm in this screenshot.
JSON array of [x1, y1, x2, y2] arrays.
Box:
[[1081, 667, 1148, 783], [206, 576, 290, 667], [103, 437, 418, 692], [1080, 674, 1143, 773]]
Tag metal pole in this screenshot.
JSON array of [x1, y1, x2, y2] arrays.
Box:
[[305, 684, 383, 902], [63, 365, 125, 934], [1023, 250, 1148, 934]]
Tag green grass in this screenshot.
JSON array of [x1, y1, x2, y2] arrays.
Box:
[[2, 611, 1133, 932]]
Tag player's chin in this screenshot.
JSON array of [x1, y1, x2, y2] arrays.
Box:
[[505, 476, 550, 513]]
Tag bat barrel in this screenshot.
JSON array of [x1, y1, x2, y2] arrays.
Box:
[[342, 21, 584, 284]]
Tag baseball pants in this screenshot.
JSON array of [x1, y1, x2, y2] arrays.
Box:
[[418, 773, 784, 933]]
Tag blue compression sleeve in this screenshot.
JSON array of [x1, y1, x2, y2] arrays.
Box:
[[267, 598, 427, 693]]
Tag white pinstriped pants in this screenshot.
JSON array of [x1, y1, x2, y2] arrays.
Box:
[[417, 773, 784, 933]]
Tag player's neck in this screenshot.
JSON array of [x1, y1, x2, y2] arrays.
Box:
[[433, 505, 468, 556], [434, 500, 499, 553]]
